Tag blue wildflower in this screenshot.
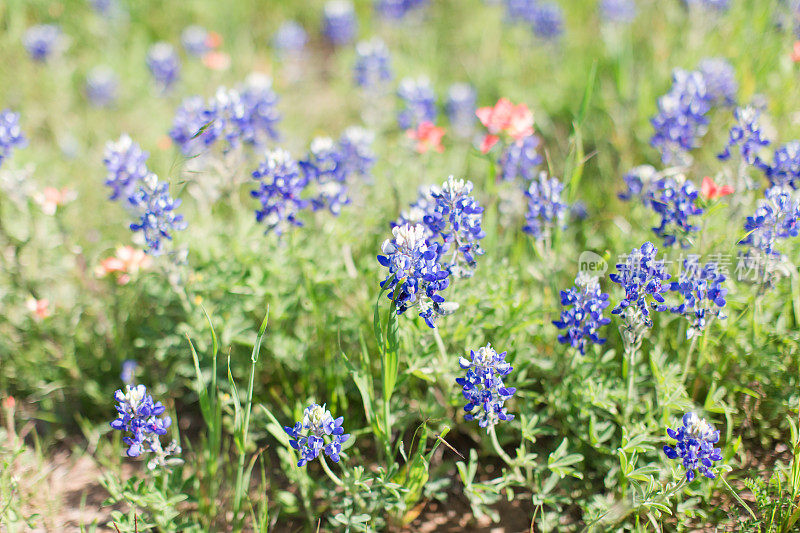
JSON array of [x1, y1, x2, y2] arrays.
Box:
[[504, 0, 536, 22], [251, 148, 310, 235], [23, 24, 62, 62], [239, 74, 282, 145], [600, 0, 636, 23], [446, 83, 477, 138], [377, 223, 451, 328], [338, 126, 376, 180], [618, 165, 658, 202], [0, 110, 26, 169], [181, 25, 210, 56], [323, 1, 358, 46], [646, 174, 704, 248], [688, 0, 730, 11], [121, 360, 138, 385], [650, 69, 711, 165], [670, 258, 727, 339], [499, 135, 543, 182], [530, 2, 564, 40], [353, 38, 392, 90], [522, 171, 568, 239], [697, 58, 737, 106], [428, 176, 485, 275], [147, 42, 181, 92], [85, 66, 118, 108], [273, 21, 308, 55], [284, 403, 350, 467], [663, 412, 723, 482], [110, 385, 169, 456], [609, 242, 670, 327], [396, 77, 437, 130], [766, 141, 800, 190], [301, 137, 350, 215], [129, 173, 187, 255], [740, 186, 800, 257], [103, 134, 150, 202], [718, 105, 770, 168], [456, 344, 516, 430], [553, 273, 611, 355], [375, 0, 428, 19]]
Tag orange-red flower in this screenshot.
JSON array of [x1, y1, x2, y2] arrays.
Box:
[[96, 246, 152, 285], [203, 51, 231, 71], [206, 31, 223, 49], [792, 41, 800, 63], [26, 297, 51, 320], [407, 121, 446, 154], [701, 176, 734, 200], [476, 98, 534, 153], [34, 186, 75, 215]]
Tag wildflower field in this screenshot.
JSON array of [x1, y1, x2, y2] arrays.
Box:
[[4, 0, 800, 530]]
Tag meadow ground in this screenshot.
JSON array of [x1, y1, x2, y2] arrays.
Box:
[[3, 0, 800, 531]]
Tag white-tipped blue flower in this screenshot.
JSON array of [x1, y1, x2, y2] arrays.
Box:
[[284, 403, 350, 467], [456, 344, 516, 430], [147, 42, 181, 92]]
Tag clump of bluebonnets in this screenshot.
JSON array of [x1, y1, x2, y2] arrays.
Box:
[[718, 105, 770, 169], [129, 173, 187, 255], [499, 135, 543, 182], [23, 24, 63, 62], [530, 2, 564, 40], [147, 42, 181, 92], [740, 186, 800, 258], [103, 134, 150, 202], [0, 109, 26, 169], [338, 126, 376, 180], [251, 148, 310, 235], [375, 0, 428, 20], [647, 174, 704, 248], [85, 66, 118, 108], [663, 412, 723, 482], [169, 77, 281, 156], [273, 21, 308, 56], [610, 241, 670, 328], [301, 137, 351, 215], [396, 76, 437, 130], [599, 0, 636, 24], [553, 272, 611, 355], [110, 384, 182, 470], [651, 69, 711, 165], [669, 258, 727, 338], [353, 38, 393, 90], [323, 0, 358, 46], [697, 58, 738, 107], [765, 141, 800, 191], [522, 171, 568, 240], [181, 25, 211, 56], [456, 344, 516, 430], [284, 403, 350, 467], [445, 83, 477, 138]]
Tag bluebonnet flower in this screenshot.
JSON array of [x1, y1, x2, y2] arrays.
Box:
[[323, 1, 358, 46], [718, 105, 770, 168], [445, 83, 477, 138], [523, 171, 569, 239], [651, 69, 711, 165], [646, 174, 704, 248], [428, 176, 485, 275], [610, 242, 670, 327], [110, 384, 181, 470], [129, 173, 187, 255], [301, 137, 349, 215], [687, 0, 730, 11], [103, 134, 150, 202], [670, 258, 727, 339], [740, 186, 800, 257], [499, 135, 543, 182], [766, 141, 800, 190], [353, 38, 392, 89], [600, 0, 636, 23], [618, 165, 658, 202], [504, 0, 537, 23], [338, 126, 376, 179], [169, 78, 281, 156], [273, 21, 308, 55], [377, 223, 451, 328], [90, 0, 117, 15], [396, 77, 437, 130], [375, 0, 428, 19], [181, 25, 210, 56], [23, 24, 62, 62], [697, 58, 737, 106], [146, 42, 181, 92], [85, 66, 118, 107], [284, 403, 350, 467], [0, 110, 26, 169], [530, 2, 565, 40], [663, 412, 723, 482], [456, 344, 516, 430], [121, 360, 138, 385], [395, 187, 437, 236], [251, 148, 310, 235], [553, 273, 611, 355]]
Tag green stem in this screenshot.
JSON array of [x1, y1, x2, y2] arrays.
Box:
[[318, 454, 344, 487], [488, 425, 515, 467], [623, 329, 641, 420], [721, 475, 757, 521], [681, 334, 699, 384]]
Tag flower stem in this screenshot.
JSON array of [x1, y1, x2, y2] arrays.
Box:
[[318, 453, 344, 487], [488, 424, 515, 467], [721, 475, 757, 521]]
